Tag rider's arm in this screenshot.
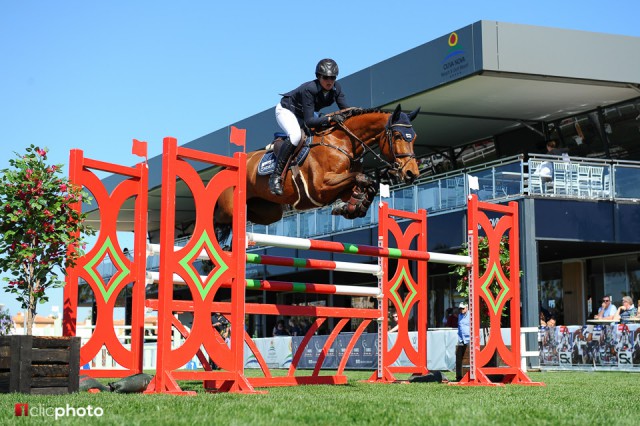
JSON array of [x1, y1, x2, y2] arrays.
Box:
[[301, 88, 332, 130]]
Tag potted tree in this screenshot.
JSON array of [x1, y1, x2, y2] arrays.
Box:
[[0, 145, 94, 394]]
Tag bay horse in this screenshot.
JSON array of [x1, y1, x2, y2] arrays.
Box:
[[214, 104, 420, 241]]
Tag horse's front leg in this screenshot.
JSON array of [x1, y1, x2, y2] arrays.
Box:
[[331, 173, 378, 219]]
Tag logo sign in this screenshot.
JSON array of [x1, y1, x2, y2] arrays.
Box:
[[15, 403, 28, 416], [15, 403, 103, 420]]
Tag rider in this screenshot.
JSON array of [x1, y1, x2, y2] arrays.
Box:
[[270, 58, 350, 195]]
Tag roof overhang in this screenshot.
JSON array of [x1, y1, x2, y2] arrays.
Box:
[[387, 72, 640, 158]]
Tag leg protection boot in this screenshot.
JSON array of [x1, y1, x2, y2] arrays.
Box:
[[269, 138, 295, 196]]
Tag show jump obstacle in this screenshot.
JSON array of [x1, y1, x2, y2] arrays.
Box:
[[63, 136, 540, 394]]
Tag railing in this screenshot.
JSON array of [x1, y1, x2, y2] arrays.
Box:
[[520, 326, 541, 370], [247, 154, 640, 240]]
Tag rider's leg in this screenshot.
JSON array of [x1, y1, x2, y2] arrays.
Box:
[[271, 104, 301, 195]]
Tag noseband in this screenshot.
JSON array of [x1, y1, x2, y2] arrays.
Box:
[[382, 114, 416, 177], [385, 118, 416, 160]]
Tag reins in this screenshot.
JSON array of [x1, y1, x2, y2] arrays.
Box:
[[336, 121, 394, 169]]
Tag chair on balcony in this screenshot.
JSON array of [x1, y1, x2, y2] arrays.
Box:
[[444, 176, 465, 208], [603, 173, 611, 197], [576, 165, 591, 197], [528, 160, 547, 195], [589, 166, 604, 197], [553, 162, 571, 195]]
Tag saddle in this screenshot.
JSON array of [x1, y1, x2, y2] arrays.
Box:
[[257, 133, 312, 176]]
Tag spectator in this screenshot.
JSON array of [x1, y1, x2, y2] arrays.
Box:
[[455, 302, 470, 382], [539, 311, 548, 326], [545, 140, 567, 156], [209, 312, 229, 370], [288, 318, 302, 336], [299, 319, 310, 336], [273, 319, 290, 336], [388, 311, 399, 333], [211, 312, 228, 335], [614, 296, 638, 324], [539, 305, 552, 325], [534, 140, 569, 189], [546, 317, 556, 327], [595, 296, 617, 320], [445, 307, 458, 328]]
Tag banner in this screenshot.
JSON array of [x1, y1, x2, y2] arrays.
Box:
[[539, 324, 640, 369], [244, 331, 457, 371]]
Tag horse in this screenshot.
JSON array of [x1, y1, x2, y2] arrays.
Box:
[[214, 104, 420, 241]]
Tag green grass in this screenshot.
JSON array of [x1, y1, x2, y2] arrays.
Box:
[[2, 370, 639, 425]]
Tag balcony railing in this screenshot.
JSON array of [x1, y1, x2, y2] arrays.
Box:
[[247, 154, 640, 240]]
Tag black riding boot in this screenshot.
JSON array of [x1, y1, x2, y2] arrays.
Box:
[[269, 138, 295, 196]]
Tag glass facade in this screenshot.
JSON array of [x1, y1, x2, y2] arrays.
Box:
[[588, 254, 640, 314], [540, 254, 640, 325]]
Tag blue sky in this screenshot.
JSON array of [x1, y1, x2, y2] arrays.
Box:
[[1, 1, 639, 321]]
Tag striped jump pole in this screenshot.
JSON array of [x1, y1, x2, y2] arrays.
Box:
[[246, 233, 471, 265], [145, 271, 381, 298], [148, 244, 383, 275], [246, 253, 381, 275]]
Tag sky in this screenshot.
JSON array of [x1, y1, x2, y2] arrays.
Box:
[[1, 0, 639, 322]]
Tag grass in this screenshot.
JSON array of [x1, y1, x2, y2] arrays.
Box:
[[2, 370, 639, 425]]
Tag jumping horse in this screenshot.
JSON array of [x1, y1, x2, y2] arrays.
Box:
[[214, 104, 421, 241]]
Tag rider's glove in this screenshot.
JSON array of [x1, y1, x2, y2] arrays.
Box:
[[332, 114, 345, 124]]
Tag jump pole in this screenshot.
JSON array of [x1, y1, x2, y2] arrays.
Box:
[[246, 233, 471, 265], [145, 271, 381, 298]]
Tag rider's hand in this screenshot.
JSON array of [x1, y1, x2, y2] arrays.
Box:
[[332, 114, 345, 124]]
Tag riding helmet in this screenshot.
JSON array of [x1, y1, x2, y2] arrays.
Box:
[[315, 59, 339, 77]]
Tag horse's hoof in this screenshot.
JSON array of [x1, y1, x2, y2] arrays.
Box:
[[331, 203, 346, 216]]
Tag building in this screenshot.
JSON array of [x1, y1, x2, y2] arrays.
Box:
[[96, 21, 640, 336]]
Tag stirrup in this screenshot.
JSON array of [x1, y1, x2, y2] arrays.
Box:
[[269, 174, 283, 196]]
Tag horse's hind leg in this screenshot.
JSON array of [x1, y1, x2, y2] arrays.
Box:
[[331, 173, 378, 219], [214, 188, 234, 249]]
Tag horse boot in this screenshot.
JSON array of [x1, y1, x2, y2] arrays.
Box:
[[269, 137, 295, 196]]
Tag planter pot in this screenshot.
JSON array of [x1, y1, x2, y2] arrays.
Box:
[[0, 335, 80, 394]]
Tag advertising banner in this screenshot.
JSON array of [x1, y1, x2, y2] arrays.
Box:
[[539, 324, 640, 370]]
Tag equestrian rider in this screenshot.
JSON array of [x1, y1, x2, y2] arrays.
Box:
[[270, 58, 350, 195]]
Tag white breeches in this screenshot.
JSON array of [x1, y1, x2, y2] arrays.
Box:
[[275, 102, 302, 146]]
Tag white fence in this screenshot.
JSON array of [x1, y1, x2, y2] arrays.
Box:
[[77, 326, 540, 373]]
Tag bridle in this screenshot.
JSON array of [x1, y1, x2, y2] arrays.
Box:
[[318, 113, 416, 173]]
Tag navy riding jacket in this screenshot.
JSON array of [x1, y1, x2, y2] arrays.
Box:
[[280, 79, 349, 130]]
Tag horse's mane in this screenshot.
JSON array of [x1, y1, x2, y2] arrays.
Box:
[[312, 107, 389, 136], [336, 107, 386, 121]]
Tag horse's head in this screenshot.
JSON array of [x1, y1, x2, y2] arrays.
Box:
[[381, 104, 421, 184]]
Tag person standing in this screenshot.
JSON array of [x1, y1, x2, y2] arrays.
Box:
[[455, 302, 470, 382], [388, 311, 399, 333], [270, 58, 350, 195]]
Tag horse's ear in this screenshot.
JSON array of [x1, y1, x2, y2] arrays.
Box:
[[392, 104, 402, 122], [408, 107, 421, 122]]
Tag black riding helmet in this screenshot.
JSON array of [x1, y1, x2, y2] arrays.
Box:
[[315, 58, 339, 77]]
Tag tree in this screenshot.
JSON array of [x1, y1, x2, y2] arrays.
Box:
[[451, 236, 519, 337], [0, 145, 95, 335]]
